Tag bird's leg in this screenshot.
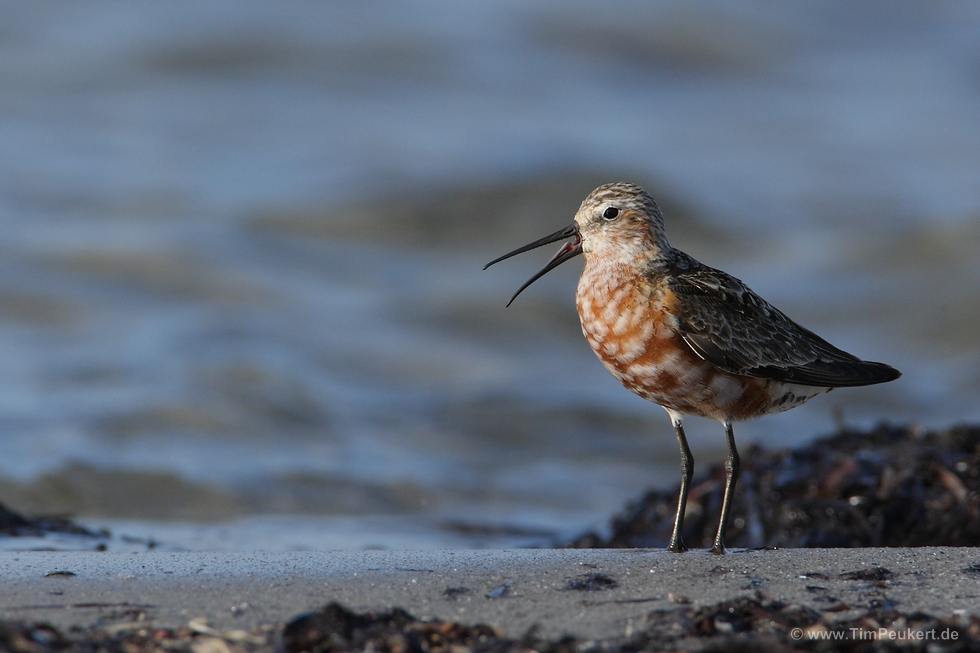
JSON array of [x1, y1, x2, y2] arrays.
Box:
[[710, 421, 740, 555], [667, 411, 693, 553]]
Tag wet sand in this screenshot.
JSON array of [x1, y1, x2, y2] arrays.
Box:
[[2, 548, 979, 645]]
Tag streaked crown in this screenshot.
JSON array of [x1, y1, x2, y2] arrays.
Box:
[[574, 182, 670, 259]]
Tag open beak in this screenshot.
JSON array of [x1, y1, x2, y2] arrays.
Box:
[[483, 223, 582, 306]]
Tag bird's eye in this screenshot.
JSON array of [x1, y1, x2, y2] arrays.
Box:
[[602, 207, 619, 221]]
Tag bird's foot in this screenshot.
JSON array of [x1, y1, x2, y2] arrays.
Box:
[[667, 539, 688, 554]]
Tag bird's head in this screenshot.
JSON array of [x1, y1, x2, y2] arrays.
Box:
[[484, 182, 669, 306]]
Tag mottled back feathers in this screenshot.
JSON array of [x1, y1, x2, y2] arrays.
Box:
[[665, 258, 900, 387]]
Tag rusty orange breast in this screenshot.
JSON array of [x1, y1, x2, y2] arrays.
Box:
[[575, 267, 777, 421]]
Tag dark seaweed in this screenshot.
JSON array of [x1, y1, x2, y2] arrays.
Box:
[[569, 423, 980, 549]]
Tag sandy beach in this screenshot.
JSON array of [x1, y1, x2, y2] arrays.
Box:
[[3, 547, 980, 646]]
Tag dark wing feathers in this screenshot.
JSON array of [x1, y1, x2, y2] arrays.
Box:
[[668, 265, 900, 387]]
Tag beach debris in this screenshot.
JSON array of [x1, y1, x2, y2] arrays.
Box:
[[43, 571, 76, 578], [564, 572, 618, 591], [283, 602, 504, 653], [3, 595, 979, 652], [668, 592, 691, 604], [485, 581, 511, 599], [0, 501, 105, 539], [569, 423, 980, 549], [442, 586, 470, 600]]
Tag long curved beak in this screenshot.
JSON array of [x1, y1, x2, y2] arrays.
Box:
[[483, 223, 582, 306]]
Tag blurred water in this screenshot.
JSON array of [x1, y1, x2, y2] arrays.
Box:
[[0, 1, 979, 550]]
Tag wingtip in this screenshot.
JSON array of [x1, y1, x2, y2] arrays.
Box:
[[842, 361, 902, 387]]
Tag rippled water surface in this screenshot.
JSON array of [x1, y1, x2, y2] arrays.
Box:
[[1, 2, 979, 550]]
